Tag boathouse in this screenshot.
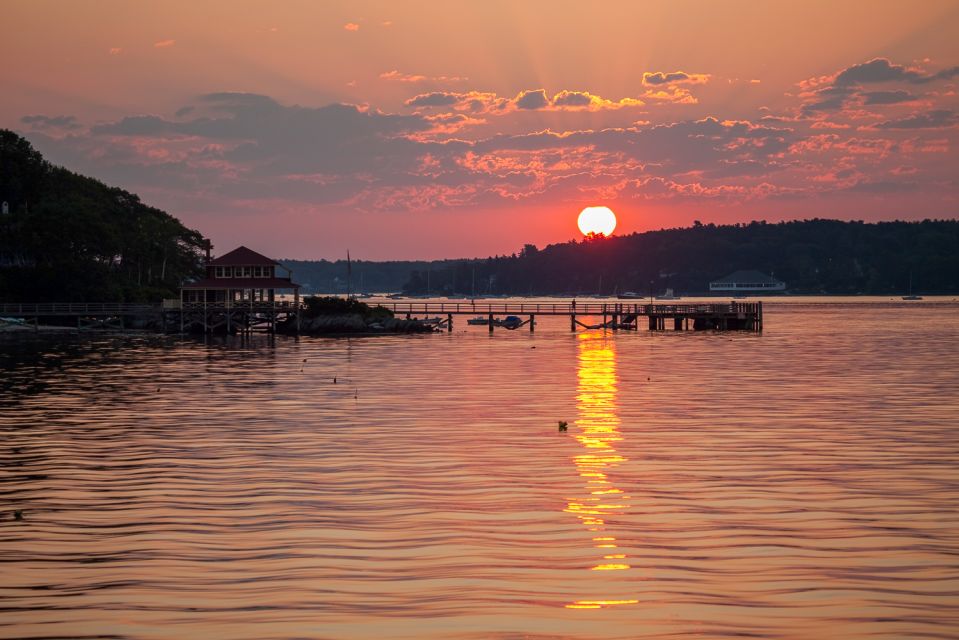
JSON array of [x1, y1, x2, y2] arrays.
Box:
[[709, 270, 785, 293], [178, 245, 301, 333]]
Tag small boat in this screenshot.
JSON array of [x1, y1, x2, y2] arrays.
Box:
[[467, 316, 490, 325], [617, 291, 641, 299], [499, 315, 523, 329], [655, 288, 680, 300], [902, 272, 922, 300]]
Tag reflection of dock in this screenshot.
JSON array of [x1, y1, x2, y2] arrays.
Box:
[[384, 301, 762, 332]]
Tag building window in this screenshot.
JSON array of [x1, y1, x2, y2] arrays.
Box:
[[253, 266, 262, 277], [215, 266, 224, 278]]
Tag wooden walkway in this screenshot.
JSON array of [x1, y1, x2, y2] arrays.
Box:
[[384, 301, 763, 332], [1, 300, 763, 332]]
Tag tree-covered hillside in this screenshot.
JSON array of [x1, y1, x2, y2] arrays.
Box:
[[0, 130, 206, 302], [399, 219, 959, 296]]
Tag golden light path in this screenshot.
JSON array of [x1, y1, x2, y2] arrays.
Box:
[[565, 332, 637, 610], [577, 206, 617, 237]]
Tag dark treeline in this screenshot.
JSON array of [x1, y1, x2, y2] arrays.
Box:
[[287, 219, 959, 296], [0, 130, 206, 302], [397, 220, 959, 296], [280, 258, 466, 294]]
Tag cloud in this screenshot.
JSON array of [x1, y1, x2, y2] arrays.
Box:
[[20, 114, 81, 130], [874, 109, 957, 129], [381, 70, 426, 83], [642, 71, 710, 86], [405, 92, 460, 107], [552, 90, 644, 110], [109, 47, 122, 55], [380, 70, 468, 83], [154, 39, 176, 48], [799, 58, 959, 115], [641, 87, 698, 104], [834, 58, 959, 86], [405, 89, 644, 113], [861, 90, 915, 105], [514, 89, 550, 110], [343, 23, 360, 31]]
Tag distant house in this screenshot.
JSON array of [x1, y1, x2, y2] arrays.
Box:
[[180, 245, 301, 305], [709, 270, 785, 293]]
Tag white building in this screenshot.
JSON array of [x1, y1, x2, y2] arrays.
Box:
[[709, 270, 785, 292]]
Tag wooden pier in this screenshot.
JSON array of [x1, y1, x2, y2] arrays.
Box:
[[1, 300, 762, 333], [382, 301, 763, 332]]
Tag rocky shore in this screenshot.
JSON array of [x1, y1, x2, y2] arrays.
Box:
[[278, 313, 435, 335]]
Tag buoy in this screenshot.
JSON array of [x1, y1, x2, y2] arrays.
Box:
[[14, 510, 23, 521], [558, 421, 568, 432]]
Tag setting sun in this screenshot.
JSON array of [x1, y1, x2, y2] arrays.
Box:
[[578, 206, 617, 237]]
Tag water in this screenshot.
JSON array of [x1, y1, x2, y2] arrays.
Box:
[[2, 301, 959, 639]]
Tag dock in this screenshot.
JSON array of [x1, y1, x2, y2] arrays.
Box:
[[382, 301, 762, 332], [0, 301, 762, 333]]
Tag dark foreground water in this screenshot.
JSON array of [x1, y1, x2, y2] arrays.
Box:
[[2, 300, 958, 639]]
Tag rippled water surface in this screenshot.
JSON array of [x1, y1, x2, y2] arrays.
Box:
[[2, 301, 959, 639]]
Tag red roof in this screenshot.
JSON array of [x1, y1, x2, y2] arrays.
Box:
[[182, 277, 300, 290], [208, 246, 279, 266]]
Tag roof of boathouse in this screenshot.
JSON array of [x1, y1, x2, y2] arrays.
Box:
[[208, 246, 279, 267]]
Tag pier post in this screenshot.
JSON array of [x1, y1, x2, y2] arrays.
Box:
[[674, 317, 682, 331], [488, 313, 494, 333], [529, 314, 535, 332], [570, 314, 576, 332], [447, 313, 453, 332], [648, 316, 656, 331]]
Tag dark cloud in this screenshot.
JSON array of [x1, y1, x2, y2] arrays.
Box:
[[800, 58, 959, 115], [861, 90, 915, 105], [20, 115, 81, 130], [642, 71, 709, 86], [552, 90, 593, 107], [835, 58, 959, 86], [514, 89, 549, 110], [405, 92, 460, 107], [874, 109, 957, 129]]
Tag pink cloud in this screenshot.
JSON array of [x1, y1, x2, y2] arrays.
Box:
[[343, 23, 360, 31], [153, 39, 175, 48]]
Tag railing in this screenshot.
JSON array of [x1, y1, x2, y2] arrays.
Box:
[[0, 302, 159, 316], [381, 302, 761, 316], [1, 300, 761, 318], [179, 301, 301, 310]]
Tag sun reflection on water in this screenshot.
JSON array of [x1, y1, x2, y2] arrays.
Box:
[[565, 332, 636, 609]]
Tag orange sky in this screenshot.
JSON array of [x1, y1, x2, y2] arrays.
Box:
[[2, 0, 958, 259]]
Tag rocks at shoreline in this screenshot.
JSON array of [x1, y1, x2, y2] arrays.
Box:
[[278, 313, 435, 335]]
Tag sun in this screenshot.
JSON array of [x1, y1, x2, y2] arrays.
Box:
[[578, 206, 617, 237]]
